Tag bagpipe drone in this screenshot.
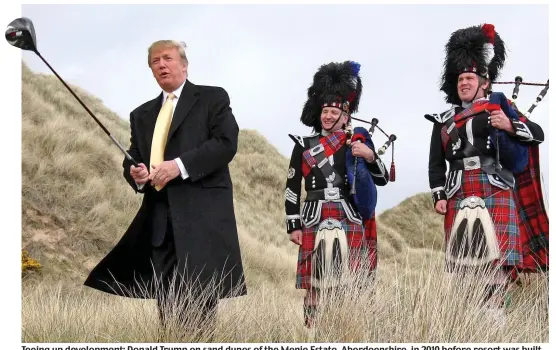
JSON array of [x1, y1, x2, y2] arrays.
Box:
[[344, 117, 397, 220], [493, 76, 549, 118]]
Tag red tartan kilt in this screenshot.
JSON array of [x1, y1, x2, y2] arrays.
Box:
[[296, 201, 377, 290], [444, 169, 522, 270]]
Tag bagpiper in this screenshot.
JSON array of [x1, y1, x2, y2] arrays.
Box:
[[284, 61, 391, 327], [426, 23, 548, 320]]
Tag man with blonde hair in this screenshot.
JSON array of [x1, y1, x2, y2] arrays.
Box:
[[85, 39, 246, 334]]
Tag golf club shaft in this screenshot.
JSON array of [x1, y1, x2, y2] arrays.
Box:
[[35, 51, 139, 167]]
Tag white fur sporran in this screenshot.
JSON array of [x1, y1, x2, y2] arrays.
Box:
[[310, 218, 351, 289], [446, 196, 500, 266]]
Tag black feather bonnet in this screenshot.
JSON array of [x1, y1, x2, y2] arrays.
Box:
[[441, 23, 506, 105], [300, 61, 362, 133]]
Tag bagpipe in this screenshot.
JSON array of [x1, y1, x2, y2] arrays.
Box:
[[483, 77, 549, 186], [343, 117, 397, 220], [492, 76, 549, 118]]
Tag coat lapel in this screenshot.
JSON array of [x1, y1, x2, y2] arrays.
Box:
[[168, 80, 199, 141]]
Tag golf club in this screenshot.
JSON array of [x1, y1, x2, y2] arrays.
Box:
[[6, 17, 140, 167]]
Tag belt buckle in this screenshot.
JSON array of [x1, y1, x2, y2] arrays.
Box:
[[324, 187, 340, 201], [463, 156, 481, 170]]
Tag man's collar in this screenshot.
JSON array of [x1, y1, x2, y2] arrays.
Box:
[[162, 79, 186, 101], [462, 96, 488, 109]]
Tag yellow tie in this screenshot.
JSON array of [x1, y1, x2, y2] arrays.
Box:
[[150, 93, 176, 190]]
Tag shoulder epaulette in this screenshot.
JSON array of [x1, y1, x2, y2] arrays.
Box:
[[424, 107, 456, 124], [288, 133, 319, 148]]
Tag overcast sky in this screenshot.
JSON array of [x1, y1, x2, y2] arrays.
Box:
[[18, 4, 550, 213]]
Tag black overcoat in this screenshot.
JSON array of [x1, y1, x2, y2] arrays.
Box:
[[84, 80, 247, 300]]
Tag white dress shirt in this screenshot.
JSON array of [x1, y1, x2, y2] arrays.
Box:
[[136, 80, 190, 189]]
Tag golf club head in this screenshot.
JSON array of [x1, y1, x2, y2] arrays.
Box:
[[5, 17, 37, 52]]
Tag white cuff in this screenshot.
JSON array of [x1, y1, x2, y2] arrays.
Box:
[[512, 120, 534, 141], [174, 158, 189, 180], [370, 158, 387, 176], [136, 182, 145, 190], [430, 186, 445, 195]]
